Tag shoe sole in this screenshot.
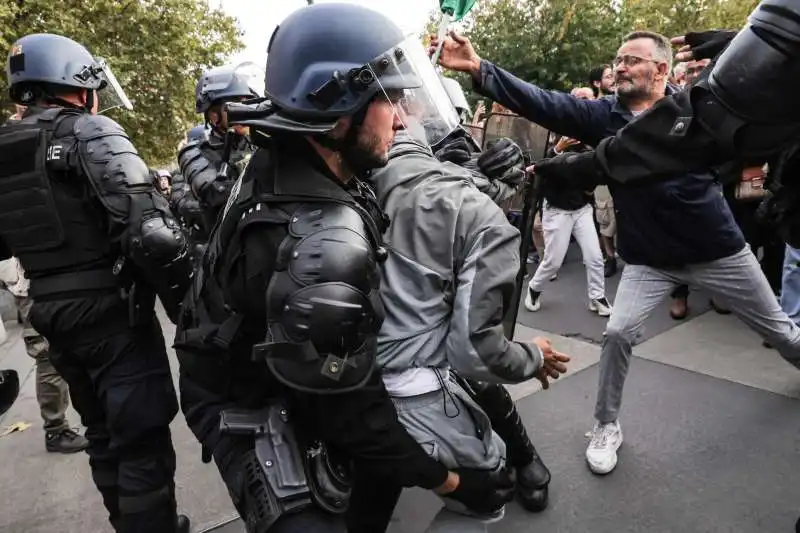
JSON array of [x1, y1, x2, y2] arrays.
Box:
[[47, 446, 89, 454]]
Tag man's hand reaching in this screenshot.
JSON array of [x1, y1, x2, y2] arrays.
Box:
[[429, 30, 482, 79], [532, 337, 570, 390], [671, 30, 738, 62]]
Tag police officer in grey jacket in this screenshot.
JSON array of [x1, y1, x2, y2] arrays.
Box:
[[369, 68, 570, 529]]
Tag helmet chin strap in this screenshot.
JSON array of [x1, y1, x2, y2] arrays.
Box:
[[314, 103, 372, 176], [84, 89, 95, 113]]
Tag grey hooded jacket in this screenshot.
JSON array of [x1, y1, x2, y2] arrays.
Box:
[[371, 136, 543, 383]]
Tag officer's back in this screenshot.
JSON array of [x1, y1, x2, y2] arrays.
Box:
[[0, 33, 191, 532]]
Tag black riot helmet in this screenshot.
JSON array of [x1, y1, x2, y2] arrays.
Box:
[[6, 33, 132, 113], [195, 62, 262, 114], [253, 2, 459, 147]]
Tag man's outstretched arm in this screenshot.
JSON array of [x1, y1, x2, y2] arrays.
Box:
[[535, 6, 800, 189]]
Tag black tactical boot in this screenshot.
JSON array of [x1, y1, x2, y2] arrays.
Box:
[[46, 428, 90, 454], [513, 448, 551, 512], [459, 378, 551, 512]]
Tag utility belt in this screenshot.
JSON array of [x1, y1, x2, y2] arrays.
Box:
[[29, 266, 156, 329], [219, 405, 352, 530], [28, 268, 119, 299]]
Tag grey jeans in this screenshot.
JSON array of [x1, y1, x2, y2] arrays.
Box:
[[391, 378, 506, 533], [596, 245, 800, 423]]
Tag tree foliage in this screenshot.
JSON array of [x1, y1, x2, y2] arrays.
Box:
[[0, 0, 244, 165], [427, 0, 758, 105]]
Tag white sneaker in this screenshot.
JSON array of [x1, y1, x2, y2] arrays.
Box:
[[586, 420, 623, 475], [589, 297, 613, 317], [524, 287, 541, 312]]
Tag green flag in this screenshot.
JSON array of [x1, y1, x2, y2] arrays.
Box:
[[431, 0, 477, 65], [440, 0, 477, 22]]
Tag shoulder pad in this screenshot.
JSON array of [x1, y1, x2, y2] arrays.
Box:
[[178, 142, 216, 174], [73, 114, 128, 142], [178, 141, 210, 165], [289, 203, 365, 237]]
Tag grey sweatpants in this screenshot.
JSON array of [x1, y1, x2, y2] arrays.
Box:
[[391, 378, 507, 533], [596, 245, 800, 423]]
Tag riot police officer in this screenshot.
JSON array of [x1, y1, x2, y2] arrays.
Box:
[[175, 4, 514, 532], [177, 63, 260, 235], [430, 80, 553, 512], [171, 127, 209, 264], [0, 34, 191, 533]]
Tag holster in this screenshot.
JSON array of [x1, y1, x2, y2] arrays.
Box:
[[218, 404, 352, 531]]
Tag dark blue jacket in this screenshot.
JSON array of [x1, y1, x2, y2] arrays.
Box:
[[475, 61, 745, 268]]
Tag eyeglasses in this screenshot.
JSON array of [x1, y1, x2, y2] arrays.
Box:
[[612, 54, 660, 68]]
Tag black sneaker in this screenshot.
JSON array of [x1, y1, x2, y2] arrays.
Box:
[[46, 428, 90, 454]]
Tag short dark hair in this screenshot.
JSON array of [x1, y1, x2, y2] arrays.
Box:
[[588, 65, 610, 98], [623, 30, 673, 65]]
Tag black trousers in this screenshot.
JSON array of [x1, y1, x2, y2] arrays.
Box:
[[31, 294, 180, 533]]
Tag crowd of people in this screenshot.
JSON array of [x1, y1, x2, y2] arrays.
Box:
[[0, 1, 799, 533]]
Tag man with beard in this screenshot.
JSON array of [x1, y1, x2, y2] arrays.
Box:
[[429, 27, 799, 477], [174, 4, 515, 533], [588, 64, 615, 99]]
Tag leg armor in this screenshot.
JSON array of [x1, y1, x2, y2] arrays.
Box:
[[454, 374, 551, 512]]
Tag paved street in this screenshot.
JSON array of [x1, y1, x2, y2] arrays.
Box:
[[1, 249, 798, 533]]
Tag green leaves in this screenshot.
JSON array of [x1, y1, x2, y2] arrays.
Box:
[[1, 0, 243, 166]]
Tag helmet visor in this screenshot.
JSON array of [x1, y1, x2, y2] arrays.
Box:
[[94, 58, 133, 114], [202, 62, 263, 101], [367, 36, 460, 147]]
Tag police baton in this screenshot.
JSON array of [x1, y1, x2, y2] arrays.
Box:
[[502, 165, 542, 340]]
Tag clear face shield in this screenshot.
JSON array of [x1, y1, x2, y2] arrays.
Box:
[[232, 61, 265, 100], [201, 62, 264, 102], [92, 58, 133, 114], [366, 36, 460, 148]]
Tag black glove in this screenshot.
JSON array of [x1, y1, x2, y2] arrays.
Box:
[[497, 167, 526, 187], [684, 30, 738, 60], [434, 135, 473, 166], [755, 190, 777, 227], [534, 151, 602, 189], [478, 138, 524, 180], [443, 467, 515, 515]]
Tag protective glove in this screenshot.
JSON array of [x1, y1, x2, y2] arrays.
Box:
[[478, 138, 524, 180], [497, 166, 526, 187], [442, 467, 515, 515], [684, 30, 738, 60], [434, 135, 474, 166]]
